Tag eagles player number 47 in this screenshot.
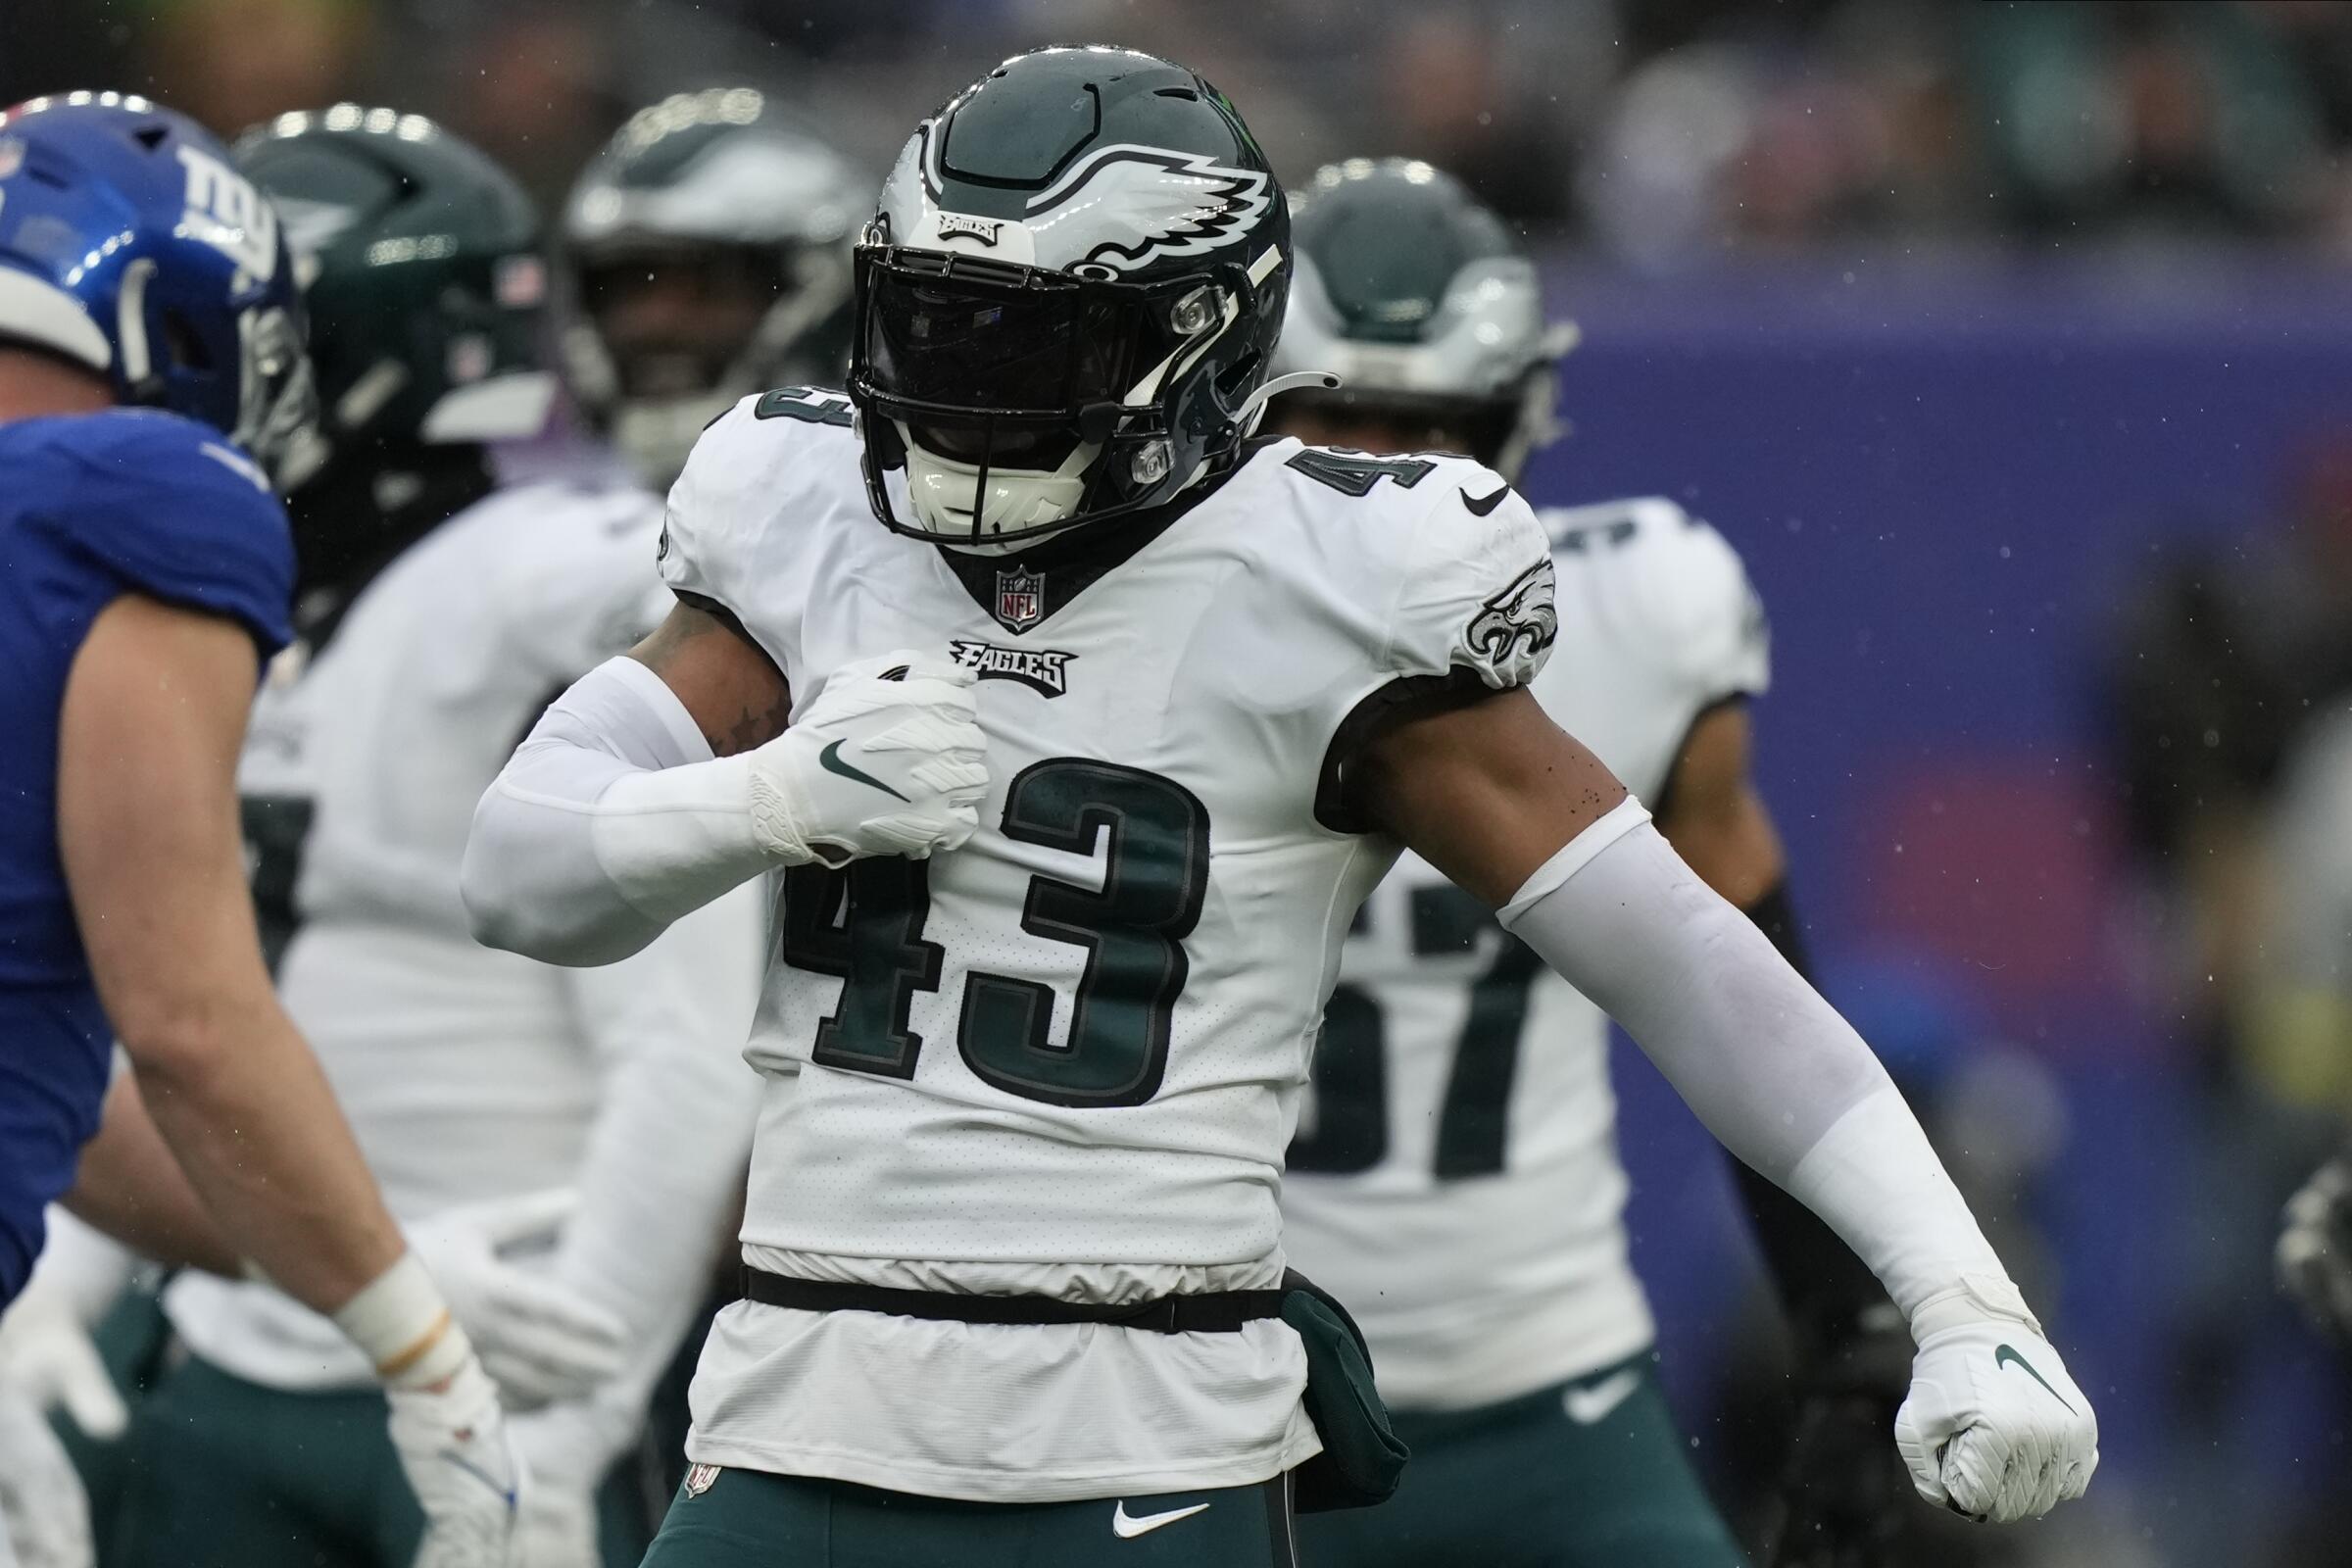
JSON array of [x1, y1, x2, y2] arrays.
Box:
[[781, 759, 1209, 1108], [1291, 890, 1538, 1178]]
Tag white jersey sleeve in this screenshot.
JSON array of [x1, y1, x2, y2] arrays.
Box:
[[656, 387, 859, 676], [1384, 468, 1559, 693], [1272, 450, 1559, 830]]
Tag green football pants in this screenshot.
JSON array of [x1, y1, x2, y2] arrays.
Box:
[[105, 1351, 647, 1568], [1296, 1352, 1749, 1568], [640, 1465, 1299, 1567]]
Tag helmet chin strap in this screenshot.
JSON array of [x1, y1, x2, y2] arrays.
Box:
[[1234, 369, 1340, 435]]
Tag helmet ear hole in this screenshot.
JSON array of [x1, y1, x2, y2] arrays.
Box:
[[160, 309, 212, 372]]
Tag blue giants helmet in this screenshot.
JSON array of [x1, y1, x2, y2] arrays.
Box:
[[0, 92, 320, 484]]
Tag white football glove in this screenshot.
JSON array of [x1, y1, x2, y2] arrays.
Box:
[[747, 650, 988, 866], [1893, 1276, 2098, 1524], [389, 1351, 524, 1568], [0, 1383, 92, 1568], [408, 1191, 627, 1410], [0, 1219, 134, 1442], [505, 1405, 607, 1568]]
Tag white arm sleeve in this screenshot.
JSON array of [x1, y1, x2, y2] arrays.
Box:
[[462, 655, 770, 966], [1499, 801, 2012, 1323]]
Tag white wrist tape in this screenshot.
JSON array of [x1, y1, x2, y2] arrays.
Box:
[[1497, 809, 2018, 1333], [331, 1251, 471, 1391]]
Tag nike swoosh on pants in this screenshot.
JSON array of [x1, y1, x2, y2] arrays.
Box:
[[1112, 1500, 1211, 1539]]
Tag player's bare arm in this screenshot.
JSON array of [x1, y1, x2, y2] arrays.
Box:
[[63, 1073, 239, 1278], [629, 597, 793, 757], [58, 594, 409, 1310], [1360, 683, 2098, 1526], [1352, 685, 1628, 905], [1653, 702, 1784, 906]]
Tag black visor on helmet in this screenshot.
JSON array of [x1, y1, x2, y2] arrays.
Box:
[[854, 246, 1237, 440]]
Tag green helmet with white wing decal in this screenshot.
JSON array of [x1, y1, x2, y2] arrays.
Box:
[[850, 45, 1297, 548]]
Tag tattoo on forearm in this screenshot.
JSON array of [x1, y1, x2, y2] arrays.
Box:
[[632, 598, 792, 757], [708, 687, 792, 758]]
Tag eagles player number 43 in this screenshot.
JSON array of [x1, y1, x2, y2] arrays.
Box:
[[781, 759, 1209, 1108]]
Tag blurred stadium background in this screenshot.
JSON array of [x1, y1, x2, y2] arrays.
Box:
[[10, 2, 2352, 1565]]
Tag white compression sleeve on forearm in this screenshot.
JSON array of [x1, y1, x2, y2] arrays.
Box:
[[462, 656, 772, 966], [1498, 801, 2011, 1323]]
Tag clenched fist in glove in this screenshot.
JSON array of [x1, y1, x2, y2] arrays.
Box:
[[1893, 1276, 2097, 1524], [744, 650, 989, 866]]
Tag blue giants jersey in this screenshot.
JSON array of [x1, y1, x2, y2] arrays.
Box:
[[0, 409, 294, 1298]]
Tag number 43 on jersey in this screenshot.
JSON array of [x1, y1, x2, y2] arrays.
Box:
[[778, 759, 1207, 1108]]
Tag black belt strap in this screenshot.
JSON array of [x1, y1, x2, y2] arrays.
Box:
[[739, 1266, 1285, 1335]]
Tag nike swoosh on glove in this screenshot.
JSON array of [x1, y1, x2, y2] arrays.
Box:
[[409, 1190, 627, 1410], [1893, 1276, 2097, 1524], [389, 1352, 524, 1568], [0, 1383, 94, 1568], [747, 650, 988, 867]]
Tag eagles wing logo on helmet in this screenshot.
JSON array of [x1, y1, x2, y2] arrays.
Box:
[[1022, 143, 1271, 273], [1466, 558, 1559, 680], [905, 126, 1271, 276]]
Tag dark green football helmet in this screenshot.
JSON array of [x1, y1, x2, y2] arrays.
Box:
[[235, 105, 552, 474], [1270, 158, 1575, 482], [234, 106, 550, 624], [852, 45, 1297, 548]]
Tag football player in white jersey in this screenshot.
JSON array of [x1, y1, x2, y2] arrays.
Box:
[[560, 85, 868, 492], [1265, 159, 1914, 1568], [463, 46, 2097, 1568], [54, 111, 765, 1568]]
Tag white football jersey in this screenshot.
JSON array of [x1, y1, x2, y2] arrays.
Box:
[[1280, 497, 1771, 1411], [168, 476, 760, 1389], [662, 391, 1558, 1502]]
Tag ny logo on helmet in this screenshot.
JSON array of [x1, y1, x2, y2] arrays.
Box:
[[995, 568, 1044, 633], [177, 143, 277, 285]]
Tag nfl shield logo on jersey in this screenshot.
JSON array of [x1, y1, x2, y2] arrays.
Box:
[[995, 567, 1044, 633]]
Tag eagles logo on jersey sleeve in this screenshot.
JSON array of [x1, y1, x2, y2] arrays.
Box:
[[1280, 446, 1558, 831], [1377, 458, 1556, 692]]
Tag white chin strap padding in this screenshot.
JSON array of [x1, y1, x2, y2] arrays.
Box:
[[899, 422, 1099, 540]]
